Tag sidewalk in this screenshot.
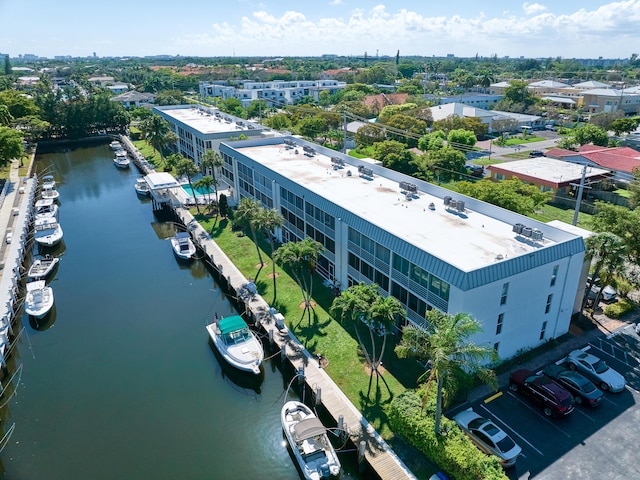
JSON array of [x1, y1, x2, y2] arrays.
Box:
[[465, 311, 632, 404]]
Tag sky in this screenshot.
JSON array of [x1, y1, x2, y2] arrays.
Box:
[[1, 0, 639, 60]]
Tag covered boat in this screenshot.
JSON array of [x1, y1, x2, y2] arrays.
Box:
[[281, 401, 341, 480], [34, 197, 59, 220], [206, 315, 264, 375], [113, 150, 130, 169]]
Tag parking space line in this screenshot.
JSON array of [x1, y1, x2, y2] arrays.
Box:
[[479, 404, 544, 456], [572, 407, 596, 422], [603, 396, 620, 407], [626, 384, 640, 396], [483, 392, 503, 403], [506, 391, 572, 438], [588, 342, 632, 367]]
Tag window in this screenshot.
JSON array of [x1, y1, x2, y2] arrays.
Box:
[[550, 265, 558, 287], [545, 294, 553, 314], [392, 254, 410, 276], [496, 313, 504, 335], [500, 283, 509, 305], [540, 321, 548, 340]]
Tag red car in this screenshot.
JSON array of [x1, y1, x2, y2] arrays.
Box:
[[509, 368, 574, 417]]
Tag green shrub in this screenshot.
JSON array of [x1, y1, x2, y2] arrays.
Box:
[[603, 298, 636, 318], [388, 389, 507, 480], [613, 277, 634, 297]]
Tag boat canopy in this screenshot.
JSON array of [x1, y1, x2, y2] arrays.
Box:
[[174, 232, 191, 240], [293, 418, 327, 442], [27, 280, 46, 291], [218, 315, 248, 335]]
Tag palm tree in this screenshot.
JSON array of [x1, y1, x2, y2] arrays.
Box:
[[582, 232, 626, 309], [478, 69, 495, 93], [273, 238, 324, 326], [194, 175, 215, 212], [176, 158, 201, 215], [142, 114, 169, 160], [200, 149, 223, 207], [260, 208, 284, 304], [235, 197, 265, 282], [395, 310, 496, 435], [331, 283, 405, 396]]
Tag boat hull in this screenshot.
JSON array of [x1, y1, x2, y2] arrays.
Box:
[[281, 401, 341, 480], [171, 233, 196, 260], [27, 256, 59, 280], [206, 322, 264, 375], [24, 285, 54, 319]]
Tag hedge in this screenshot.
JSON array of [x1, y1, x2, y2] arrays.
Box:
[[388, 389, 507, 480]]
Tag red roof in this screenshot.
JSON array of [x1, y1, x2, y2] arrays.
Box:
[[546, 145, 640, 173], [545, 147, 580, 158]]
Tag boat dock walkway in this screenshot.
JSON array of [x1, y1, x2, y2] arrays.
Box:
[[173, 206, 417, 480]]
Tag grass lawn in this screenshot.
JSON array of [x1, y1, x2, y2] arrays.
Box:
[[501, 151, 537, 159], [196, 215, 426, 441], [498, 136, 546, 146], [614, 188, 630, 198], [529, 203, 595, 229]]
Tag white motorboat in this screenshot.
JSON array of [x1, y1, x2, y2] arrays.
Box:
[[24, 280, 54, 319], [170, 232, 196, 260], [109, 140, 122, 150], [27, 254, 59, 280], [134, 178, 151, 196], [41, 185, 60, 201], [114, 150, 130, 169], [42, 174, 56, 190], [206, 315, 264, 375], [34, 217, 63, 247], [34, 198, 59, 220], [281, 401, 342, 480]]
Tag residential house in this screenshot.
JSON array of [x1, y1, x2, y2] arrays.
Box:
[[111, 91, 156, 108], [546, 145, 640, 183]]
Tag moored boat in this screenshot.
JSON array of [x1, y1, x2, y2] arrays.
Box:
[[34, 198, 59, 220], [206, 315, 264, 375], [41, 185, 60, 201], [281, 400, 341, 480], [27, 254, 60, 281], [170, 232, 196, 260], [114, 150, 130, 169], [24, 280, 55, 319], [34, 217, 63, 247], [109, 140, 122, 150], [134, 178, 151, 196], [42, 174, 56, 190]]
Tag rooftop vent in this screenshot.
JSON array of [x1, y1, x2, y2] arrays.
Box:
[[358, 165, 373, 178], [303, 146, 316, 156], [443, 195, 452, 206], [399, 181, 417, 193], [331, 157, 345, 167]]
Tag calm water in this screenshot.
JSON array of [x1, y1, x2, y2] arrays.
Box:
[[0, 144, 361, 480]]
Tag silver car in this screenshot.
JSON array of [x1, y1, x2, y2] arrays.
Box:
[[566, 349, 626, 392], [453, 408, 522, 467]]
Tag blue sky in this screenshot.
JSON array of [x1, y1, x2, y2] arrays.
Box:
[[1, 1, 639, 59]]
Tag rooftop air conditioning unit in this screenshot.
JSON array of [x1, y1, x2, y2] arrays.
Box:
[[513, 223, 525, 234], [522, 226, 533, 237], [532, 229, 543, 241], [456, 200, 465, 212], [443, 195, 452, 206]]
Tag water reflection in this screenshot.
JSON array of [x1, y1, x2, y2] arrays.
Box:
[[27, 304, 57, 331]]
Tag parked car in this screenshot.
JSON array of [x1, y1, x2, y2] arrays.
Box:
[[529, 150, 544, 157], [509, 368, 575, 417], [565, 349, 626, 392], [545, 124, 558, 131], [453, 408, 522, 467], [542, 364, 603, 407]]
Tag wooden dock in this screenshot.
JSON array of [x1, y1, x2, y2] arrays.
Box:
[[174, 207, 417, 480]]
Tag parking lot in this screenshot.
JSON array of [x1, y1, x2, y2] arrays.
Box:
[[451, 324, 640, 479]]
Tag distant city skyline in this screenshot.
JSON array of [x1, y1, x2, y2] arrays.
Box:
[[1, 1, 639, 60]]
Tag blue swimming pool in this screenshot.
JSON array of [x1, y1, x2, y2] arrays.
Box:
[[181, 184, 214, 196]]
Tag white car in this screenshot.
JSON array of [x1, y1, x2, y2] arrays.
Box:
[[566, 349, 626, 392], [453, 408, 522, 467]]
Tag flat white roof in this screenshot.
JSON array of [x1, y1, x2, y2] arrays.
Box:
[[236, 143, 559, 272], [145, 172, 180, 190], [157, 106, 256, 135], [489, 158, 610, 184]]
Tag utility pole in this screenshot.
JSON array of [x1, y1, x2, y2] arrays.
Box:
[[571, 164, 591, 226], [343, 111, 347, 154]]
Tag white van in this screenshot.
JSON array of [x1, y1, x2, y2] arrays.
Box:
[[519, 125, 533, 134]]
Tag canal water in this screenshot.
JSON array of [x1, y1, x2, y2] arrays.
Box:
[[0, 144, 361, 480]]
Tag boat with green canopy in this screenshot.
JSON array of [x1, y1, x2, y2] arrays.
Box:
[[206, 315, 264, 374]]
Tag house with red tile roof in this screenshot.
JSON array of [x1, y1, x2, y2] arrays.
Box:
[[545, 145, 640, 183]]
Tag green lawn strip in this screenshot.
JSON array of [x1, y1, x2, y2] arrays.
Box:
[[529, 203, 594, 229], [614, 188, 630, 198], [499, 136, 546, 145], [500, 151, 534, 159], [198, 215, 425, 440]]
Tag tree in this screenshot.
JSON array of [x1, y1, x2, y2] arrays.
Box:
[[395, 311, 496, 435], [260, 208, 285, 304], [235, 197, 265, 282], [611, 118, 639, 136], [0, 126, 24, 166], [263, 112, 291, 131], [200, 149, 223, 211], [372, 140, 416, 174], [447, 129, 477, 150], [0, 105, 13, 126], [354, 124, 386, 148], [416, 146, 467, 182], [331, 283, 405, 398], [591, 202, 640, 263], [141, 114, 170, 159], [418, 130, 446, 152], [176, 158, 201, 215], [628, 166, 640, 210], [297, 116, 328, 140], [582, 232, 626, 309], [155, 89, 186, 106], [572, 124, 609, 147], [194, 175, 215, 211], [218, 193, 229, 218], [3, 55, 11, 75], [273, 238, 324, 327], [455, 177, 550, 215], [383, 114, 427, 147]]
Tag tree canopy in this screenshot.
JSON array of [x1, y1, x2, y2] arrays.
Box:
[[456, 177, 550, 215]]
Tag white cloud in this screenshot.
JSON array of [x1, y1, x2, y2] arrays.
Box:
[[330, 0, 343, 5], [523, 3, 548, 15], [181, 2, 640, 58]]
